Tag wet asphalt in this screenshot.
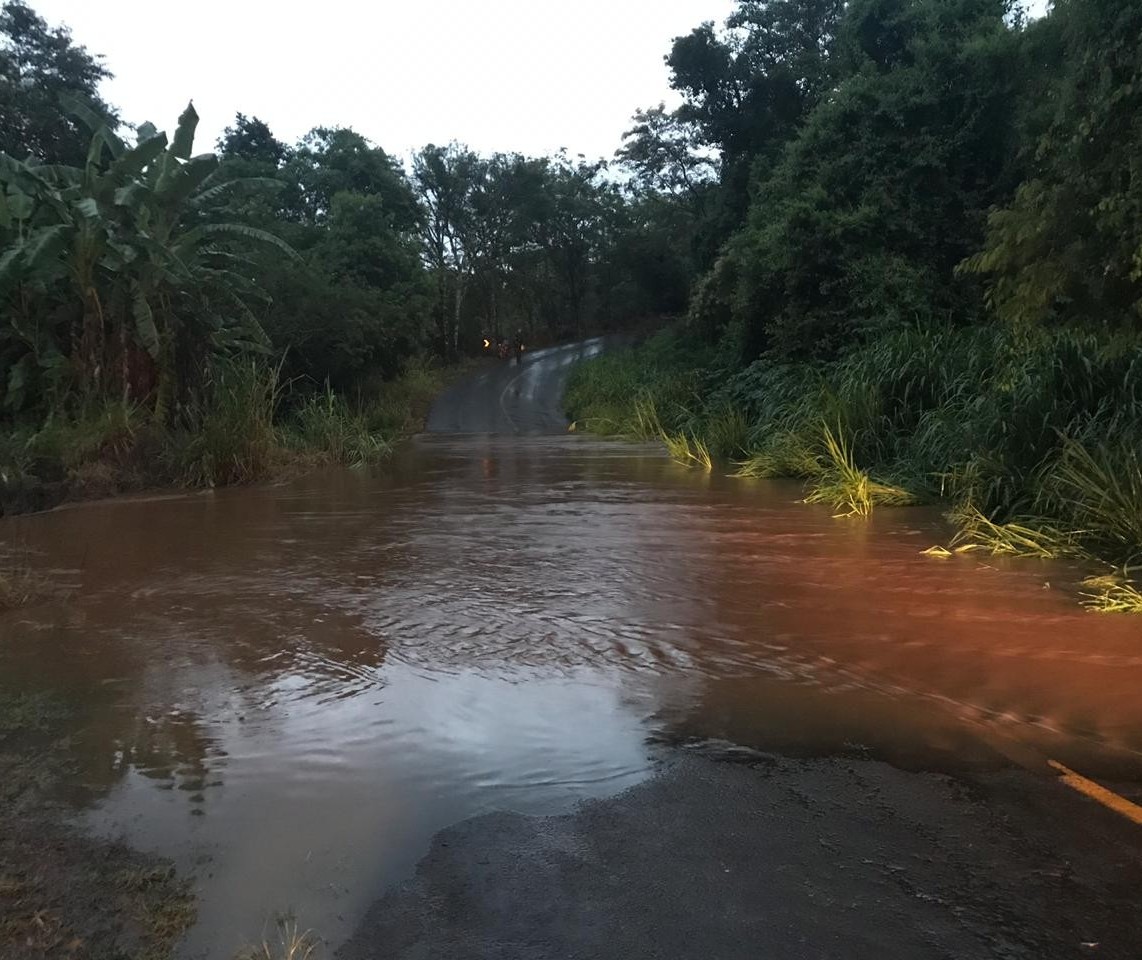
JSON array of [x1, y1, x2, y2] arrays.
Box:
[[425, 339, 606, 434], [338, 754, 1142, 960]]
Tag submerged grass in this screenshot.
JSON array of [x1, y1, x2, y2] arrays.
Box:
[[663, 431, 713, 471], [1081, 575, 1142, 613], [0, 685, 196, 960], [804, 424, 918, 517], [235, 917, 321, 960], [947, 504, 1075, 559], [0, 562, 56, 610]]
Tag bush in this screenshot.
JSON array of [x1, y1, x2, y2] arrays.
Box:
[[163, 362, 282, 487], [287, 385, 389, 468], [568, 322, 1142, 580]]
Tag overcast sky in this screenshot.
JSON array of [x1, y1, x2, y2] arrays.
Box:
[[31, 0, 738, 161], [32, 0, 1049, 163]]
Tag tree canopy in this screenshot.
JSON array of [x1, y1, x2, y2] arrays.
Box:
[[0, 0, 117, 165]]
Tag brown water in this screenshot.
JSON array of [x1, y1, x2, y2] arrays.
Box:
[[2, 434, 1141, 958]]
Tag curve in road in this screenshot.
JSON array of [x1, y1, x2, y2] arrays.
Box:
[[425, 338, 605, 435]]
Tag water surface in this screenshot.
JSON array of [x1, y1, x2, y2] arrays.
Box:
[[2, 433, 1141, 957]]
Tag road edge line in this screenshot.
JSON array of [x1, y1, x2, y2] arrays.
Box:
[[1048, 760, 1142, 826]]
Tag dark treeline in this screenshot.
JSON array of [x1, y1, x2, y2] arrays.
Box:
[[0, 0, 687, 503], [568, 0, 1142, 609]]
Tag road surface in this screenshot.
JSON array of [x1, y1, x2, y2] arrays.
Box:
[[425, 338, 605, 434]]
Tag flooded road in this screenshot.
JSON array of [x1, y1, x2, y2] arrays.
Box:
[[2, 342, 1141, 957]]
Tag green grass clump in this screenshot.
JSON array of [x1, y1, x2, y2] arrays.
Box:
[[1081, 575, 1142, 613], [289, 386, 389, 468], [663, 431, 713, 471], [947, 504, 1073, 559], [804, 424, 918, 517], [702, 405, 751, 460], [164, 362, 282, 487], [733, 428, 823, 479]]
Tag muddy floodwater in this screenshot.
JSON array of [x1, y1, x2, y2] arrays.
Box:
[[3, 365, 1142, 957]]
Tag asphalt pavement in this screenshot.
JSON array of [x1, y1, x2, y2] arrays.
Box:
[[424, 338, 606, 434]]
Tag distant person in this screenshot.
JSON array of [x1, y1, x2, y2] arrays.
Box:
[[513, 330, 525, 364]]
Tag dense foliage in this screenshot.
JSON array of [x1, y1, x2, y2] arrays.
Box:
[[0, 0, 689, 508], [567, 0, 1142, 605]]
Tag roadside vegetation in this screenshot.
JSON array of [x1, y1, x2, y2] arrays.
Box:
[[235, 918, 321, 960], [567, 0, 1142, 608], [0, 0, 690, 519]]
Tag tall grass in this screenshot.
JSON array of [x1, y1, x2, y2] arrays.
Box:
[[1038, 439, 1142, 571], [284, 358, 451, 467], [567, 323, 1142, 609], [564, 332, 715, 438], [0, 354, 458, 511], [165, 362, 282, 487], [702, 405, 750, 460], [363, 357, 450, 437], [288, 386, 389, 468], [25, 399, 142, 470], [804, 424, 918, 517]]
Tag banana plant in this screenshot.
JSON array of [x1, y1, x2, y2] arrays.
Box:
[[0, 99, 298, 418]]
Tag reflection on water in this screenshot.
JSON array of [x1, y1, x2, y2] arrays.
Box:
[[2, 435, 1141, 958]]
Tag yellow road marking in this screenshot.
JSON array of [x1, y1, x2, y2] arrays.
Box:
[[1049, 760, 1142, 826]]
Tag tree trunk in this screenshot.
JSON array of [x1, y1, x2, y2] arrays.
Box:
[[79, 285, 105, 394], [452, 271, 465, 357]]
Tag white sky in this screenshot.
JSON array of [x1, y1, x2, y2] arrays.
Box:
[[31, 0, 738, 161], [30, 0, 1049, 163]]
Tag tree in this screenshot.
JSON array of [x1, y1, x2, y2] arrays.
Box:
[[319, 191, 422, 291], [412, 143, 479, 355], [0, 101, 295, 416], [288, 127, 419, 230], [536, 156, 614, 338], [963, 0, 1142, 331], [663, 0, 845, 253], [0, 0, 117, 165], [217, 113, 288, 168], [692, 0, 1021, 359], [617, 104, 718, 201], [668, 1, 844, 160]]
